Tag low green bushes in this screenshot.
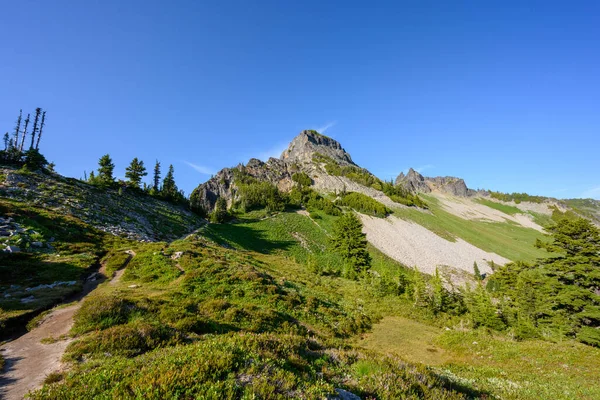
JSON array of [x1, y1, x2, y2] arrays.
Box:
[[32, 333, 476, 400], [336, 192, 390, 218]]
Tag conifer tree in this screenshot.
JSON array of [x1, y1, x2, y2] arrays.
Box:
[[35, 111, 46, 149], [162, 164, 178, 201], [3, 132, 8, 150], [125, 157, 147, 188], [329, 212, 371, 279], [473, 261, 482, 281], [20, 114, 30, 151], [97, 154, 115, 185], [210, 197, 229, 223], [153, 160, 161, 192], [30, 107, 41, 150]]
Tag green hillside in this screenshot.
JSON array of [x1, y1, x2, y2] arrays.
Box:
[[393, 195, 549, 262], [27, 207, 600, 399]]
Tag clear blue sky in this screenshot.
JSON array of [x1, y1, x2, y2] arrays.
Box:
[[1, 1, 599, 199]]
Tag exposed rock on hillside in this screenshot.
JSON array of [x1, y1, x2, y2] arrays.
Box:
[[426, 176, 470, 197], [191, 130, 360, 214], [281, 130, 355, 166], [395, 168, 431, 193], [0, 167, 202, 241], [395, 169, 472, 197], [190, 158, 293, 214]]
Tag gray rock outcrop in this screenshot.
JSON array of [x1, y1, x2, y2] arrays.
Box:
[[426, 176, 470, 197], [395, 168, 471, 197], [191, 130, 354, 214], [395, 168, 431, 193], [281, 130, 355, 166]]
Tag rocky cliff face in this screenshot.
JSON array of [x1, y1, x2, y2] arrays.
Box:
[[426, 176, 470, 197], [191, 129, 479, 214], [190, 157, 294, 215], [190, 130, 354, 214], [395, 169, 471, 197], [395, 168, 431, 193], [281, 130, 355, 166]]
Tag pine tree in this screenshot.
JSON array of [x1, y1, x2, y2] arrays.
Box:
[[35, 110, 46, 149], [473, 261, 482, 281], [13, 109, 22, 150], [153, 160, 161, 192], [431, 268, 448, 314], [29, 108, 41, 150], [329, 212, 371, 279], [3, 132, 8, 150], [210, 197, 229, 223], [125, 157, 147, 188], [20, 114, 30, 151], [161, 164, 178, 201], [97, 154, 115, 185]]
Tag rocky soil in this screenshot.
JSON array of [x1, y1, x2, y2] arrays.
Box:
[[435, 194, 545, 232], [0, 167, 202, 241], [360, 214, 509, 276]]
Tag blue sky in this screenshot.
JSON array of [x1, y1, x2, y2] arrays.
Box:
[[1, 1, 599, 199]]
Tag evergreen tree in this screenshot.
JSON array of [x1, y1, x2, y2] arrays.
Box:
[[490, 218, 600, 346], [162, 164, 178, 201], [473, 261, 482, 281], [29, 108, 41, 150], [329, 212, 371, 279], [35, 110, 46, 149], [3, 132, 8, 150], [431, 268, 448, 314], [467, 283, 505, 330], [125, 157, 147, 188], [47, 162, 56, 173], [97, 154, 115, 185], [153, 160, 161, 192], [210, 197, 229, 223], [23, 148, 48, 170], [20, 114, 30, 151]]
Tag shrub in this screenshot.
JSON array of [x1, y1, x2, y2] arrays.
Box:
[[65, 322, 184, 360], [236, 180, 285, 213], [336, 192, 390, 218], [71, 295, 140, 334], [292, 172, 312, 187]]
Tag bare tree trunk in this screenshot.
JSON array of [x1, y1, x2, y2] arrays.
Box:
[[30, 108, 41, 150], [20, 114, 30, 151], [36, 111, 46, 149], [14, 109, 22, 150]]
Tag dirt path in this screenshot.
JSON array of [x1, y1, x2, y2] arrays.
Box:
[[0, 250, 135, 400], [108, 250, 135, 286]]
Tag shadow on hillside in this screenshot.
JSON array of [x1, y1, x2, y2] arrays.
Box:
[[202, 223, 295, 254]]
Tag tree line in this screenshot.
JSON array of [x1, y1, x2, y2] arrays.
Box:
[[86, 154, 185, 204], [0, 108, 52, 170]]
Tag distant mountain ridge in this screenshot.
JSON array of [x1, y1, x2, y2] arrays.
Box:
[[189, 129, 599, 218]]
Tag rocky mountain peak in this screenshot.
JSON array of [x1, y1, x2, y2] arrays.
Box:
[[280, 130, 355, 166], [395, 168, 431, 193], [395, 168, 472, 197]]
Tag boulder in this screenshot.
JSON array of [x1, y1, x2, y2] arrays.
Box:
[[5, 245, 20, 253]]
